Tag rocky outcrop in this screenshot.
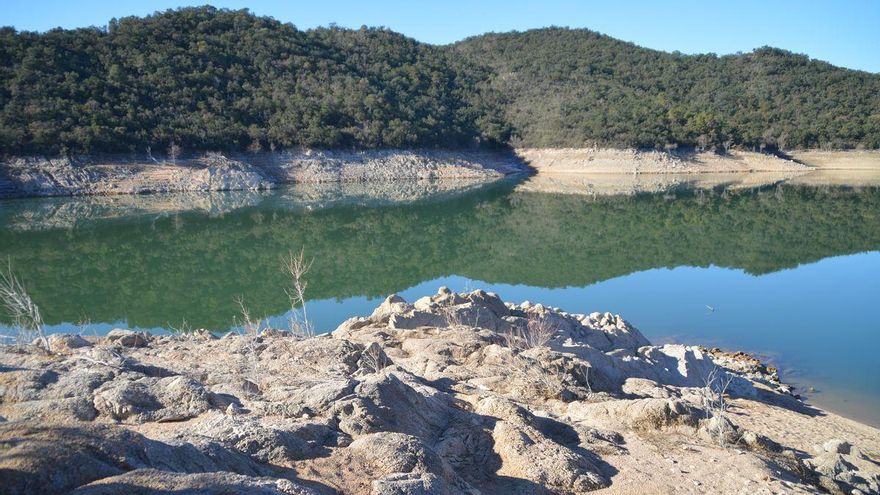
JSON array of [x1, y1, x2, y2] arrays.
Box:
[[2, 153, 273, 198], [807, 439, 880, 495], [1, 288, 877, 494], [0, 150, 526, 199]]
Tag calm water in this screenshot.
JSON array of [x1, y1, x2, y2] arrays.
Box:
[[1, 177, 879, 424]]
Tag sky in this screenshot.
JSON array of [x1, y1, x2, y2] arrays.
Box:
[[3, 0, 879, 73]]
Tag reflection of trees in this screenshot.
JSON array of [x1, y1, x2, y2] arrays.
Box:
[[2, 184, 878, 330]]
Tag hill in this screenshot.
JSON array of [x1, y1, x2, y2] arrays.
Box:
[[0, 7, 508, 155], [452, 28, 880, 150], [1, 7, 878, 155]]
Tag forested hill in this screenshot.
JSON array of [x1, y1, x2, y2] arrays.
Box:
[[0, 7, 510, 155], [1, 7, 878, 156], [452, 28, 880, 150]]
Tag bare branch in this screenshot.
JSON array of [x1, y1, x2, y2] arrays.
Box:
[[284, 249, 315, 339]]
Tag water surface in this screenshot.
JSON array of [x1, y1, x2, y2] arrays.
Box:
[[1, 177, 878, 424]]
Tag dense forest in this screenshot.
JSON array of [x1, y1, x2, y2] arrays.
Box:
[[0, 7, 509, 154], [1, 6, 878, 155], [453, 29, 880, 150]]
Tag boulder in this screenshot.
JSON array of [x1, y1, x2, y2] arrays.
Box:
[[105, 329, 151, 348], [47, 334, 92, 353], [93, 374, 213, 422]]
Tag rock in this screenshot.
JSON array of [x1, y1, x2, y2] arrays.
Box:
[[93, 374, 213, 422], [807, 445, 880, 495], [337, 370, 452, 440], [0, 422, 274, 495], [621, 378, 675, 398], [371, 295, 412, 321], [1, 150, 524, 199], [0, 288, 852, 494], [698, 415, 740, 445], [2, 396, 98, 422], [105, 329, 151, 348], [475, 396, 609, 493], [569, 398, 701, 431], [371, 472, 467, 495], [488, 417, 608, 493], [47, 334, 92, 353], [185, 412, 335, 464], [821, 439, 853, 455], [70, 469, 319, 494], [349, 432, 473, 492]]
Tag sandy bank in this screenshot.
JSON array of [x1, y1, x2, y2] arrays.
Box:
[[792, 150, 880, 170], [515, 148, 811, 175], [1, 288, 877, 494], [0, 150, 526, 199]]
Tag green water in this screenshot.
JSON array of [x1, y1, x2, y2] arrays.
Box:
[[1, 178, 879, 423]]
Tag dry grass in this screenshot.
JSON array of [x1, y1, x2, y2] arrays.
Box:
[[503, 314, 557, 351], [285, 248, 315, 339], [360, 343, 388, 374], [701, 366, 737, 446], [0, 262, 49, 353]]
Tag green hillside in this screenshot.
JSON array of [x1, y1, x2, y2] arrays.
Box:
[[453, 28, 880, 150], [1, 7, 878, 155]]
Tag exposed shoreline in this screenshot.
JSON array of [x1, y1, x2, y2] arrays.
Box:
[[515, 147, 880, 175], [2, 148, 879, 200], [0, 150, 527, 199], [1, 289, 878, 494]]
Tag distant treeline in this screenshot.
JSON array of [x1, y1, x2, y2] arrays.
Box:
[[1, 7, 878, 155]]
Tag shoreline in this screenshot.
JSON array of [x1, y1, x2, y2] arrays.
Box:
[[1, 288, 878, 494], [2, 148, 879, 200], [515, 147, 880, 175], [0, 149, 527, 200]]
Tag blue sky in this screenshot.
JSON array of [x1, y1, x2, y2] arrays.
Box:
[[3, 0, 879, 72]]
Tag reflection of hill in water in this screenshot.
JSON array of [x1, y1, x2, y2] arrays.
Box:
[[515, 169, 880, 196], [1, 180, 879, 329], [0, 179, 498, 230], [514, 171, 808, 196]]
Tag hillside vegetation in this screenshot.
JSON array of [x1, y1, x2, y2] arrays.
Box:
[[0, 7, 508, 155], [1, 6, 878, 156], [453, 29, 880, 150]]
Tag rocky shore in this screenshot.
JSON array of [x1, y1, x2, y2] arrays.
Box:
[[1, 289, 878, 494], [4, 148, 878, 200], [0, 150, 526, 199]]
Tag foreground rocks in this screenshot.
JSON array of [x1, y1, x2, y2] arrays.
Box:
[[0, 150, 526, 199], [1, 288, 878, 494]]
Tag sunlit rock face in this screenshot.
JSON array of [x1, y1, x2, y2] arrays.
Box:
[[4, 288, 865, 495]]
